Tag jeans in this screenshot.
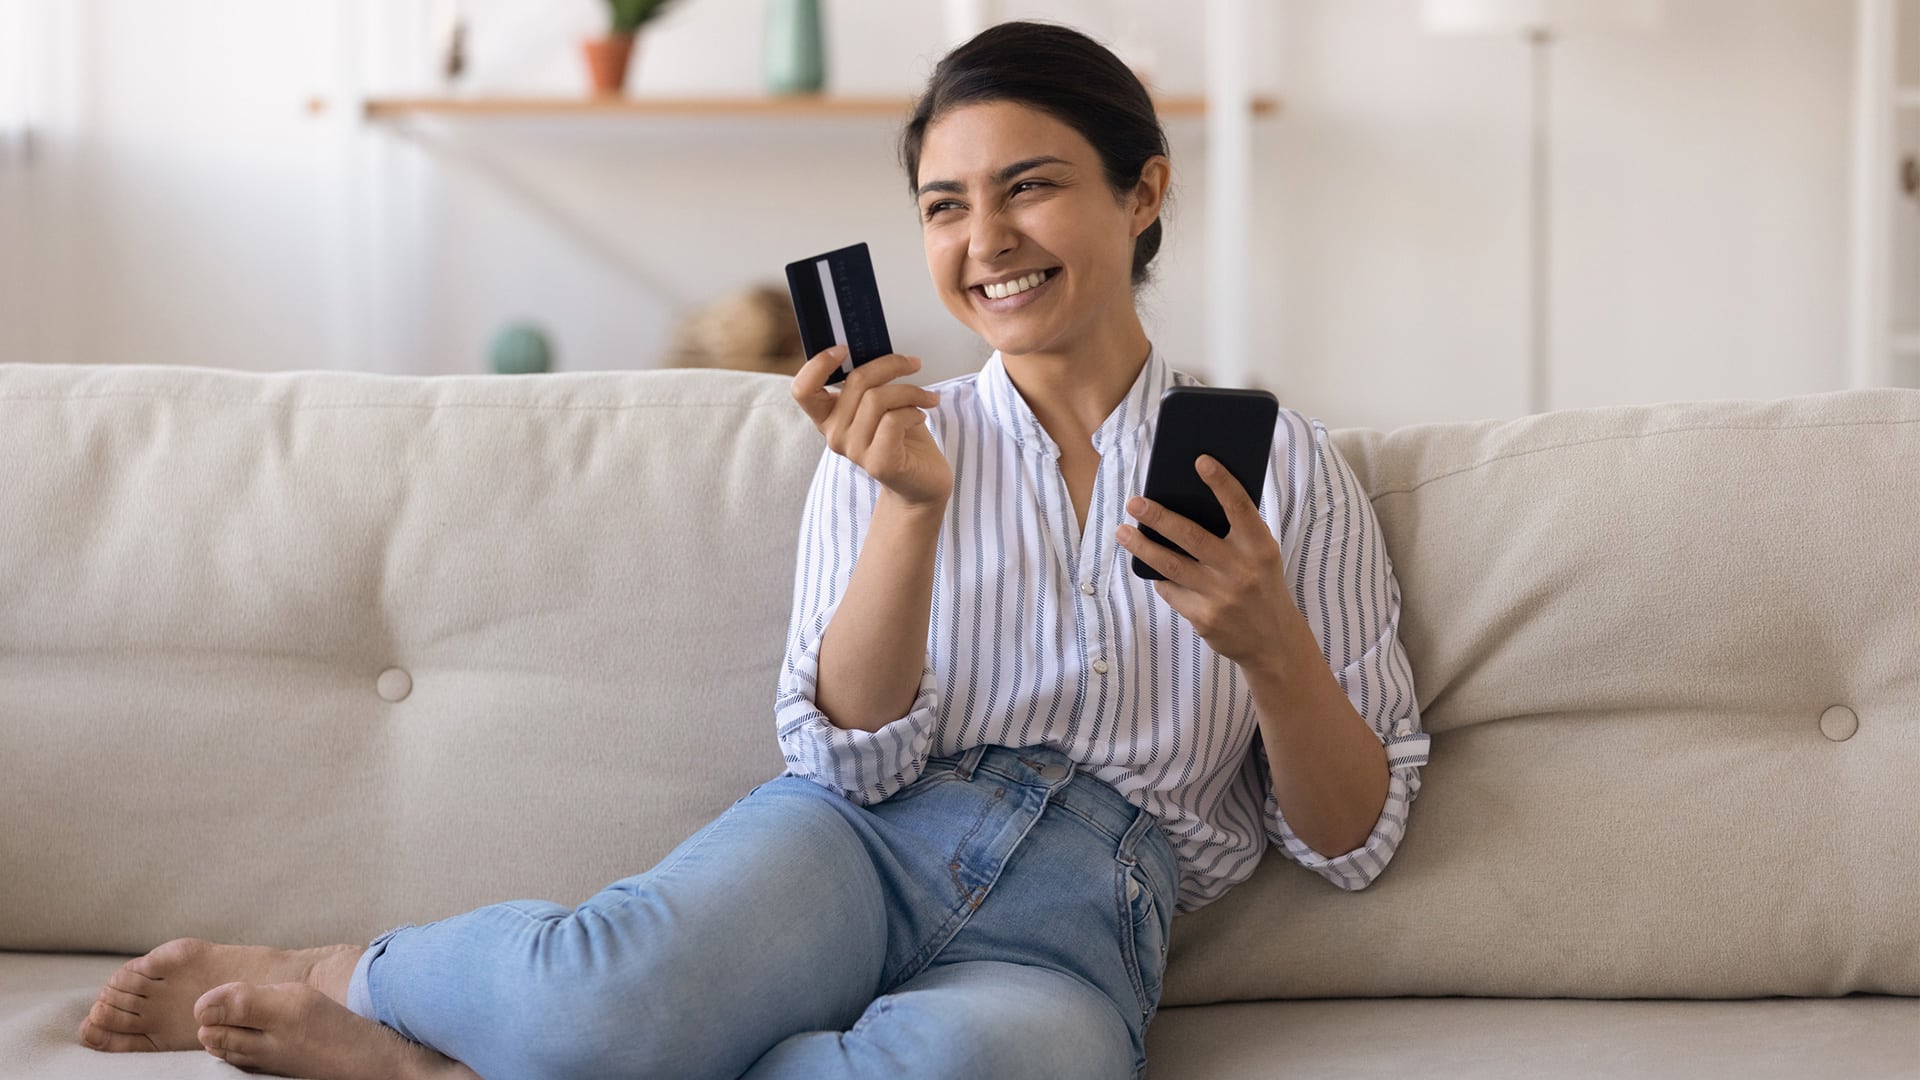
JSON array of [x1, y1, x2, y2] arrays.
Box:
[[345, 743, 1179, 1080]]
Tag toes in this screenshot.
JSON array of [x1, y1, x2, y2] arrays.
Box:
[[85, 998, 138, 1034], [106, 966, 156, 996], [92, 985, 148, 1020], [193, 981, 249, 1028], [198, 1020, 266, 1066], [131, 936, 210, 978], [194, 980, 324, 1031], [76, 1017, 158, 1053]]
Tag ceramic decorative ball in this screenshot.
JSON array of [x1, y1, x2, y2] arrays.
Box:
[[488, 322, 554, 375]]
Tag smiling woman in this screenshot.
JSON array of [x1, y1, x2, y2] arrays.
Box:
[[78, 20, 1426, 1080], [897, 23, 1173, 405]]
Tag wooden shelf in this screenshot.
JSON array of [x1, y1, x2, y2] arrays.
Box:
[[351, 94, 1280, 120]]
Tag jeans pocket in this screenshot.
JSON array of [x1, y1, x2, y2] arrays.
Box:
[[1116, 860, 1168, 1022], [874, 762, 965, 806]]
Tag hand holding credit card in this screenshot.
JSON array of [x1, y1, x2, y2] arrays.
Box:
[[785, 242, 894, 386], [784, 242, 951, 509]]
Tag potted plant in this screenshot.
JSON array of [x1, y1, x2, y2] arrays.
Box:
[[583, 0, 678, 97]]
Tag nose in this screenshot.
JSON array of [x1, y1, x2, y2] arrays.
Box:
[[967, 207, 1016, 266]]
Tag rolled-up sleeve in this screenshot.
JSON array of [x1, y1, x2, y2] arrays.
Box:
[[775, 447, 939, 805], [1261, 418, 1430, 891]]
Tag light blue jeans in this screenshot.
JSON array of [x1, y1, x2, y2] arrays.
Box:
[[345, 743, 1179, 1080]]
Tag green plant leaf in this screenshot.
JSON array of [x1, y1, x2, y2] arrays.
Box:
[[605, 0, 676, 33]]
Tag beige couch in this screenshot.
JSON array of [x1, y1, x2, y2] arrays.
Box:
[[1, 362, 1914, 1079]]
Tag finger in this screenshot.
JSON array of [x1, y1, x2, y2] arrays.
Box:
[[1196, 454, 1265, 538], [842, 353, 921, 396], [1124, 493, 1224, 568], [1116, 522, 1195, 585], [790, 346, 850, 425], [826, 354, 921, 438], [844, 383, 939, 460], [866, 405, 926, 477]]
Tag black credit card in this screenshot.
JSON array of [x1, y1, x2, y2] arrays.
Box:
[[784, 242, 893, 386]]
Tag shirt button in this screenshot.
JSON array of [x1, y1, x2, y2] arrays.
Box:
[[1081, 582, 1095, 596], [1092, 659, 1110, 675]]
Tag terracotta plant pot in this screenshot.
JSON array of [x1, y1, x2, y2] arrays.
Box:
[[582, 32, 637, 96]]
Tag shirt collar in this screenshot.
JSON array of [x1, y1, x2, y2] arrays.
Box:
[[979, 344, 1174, 459]]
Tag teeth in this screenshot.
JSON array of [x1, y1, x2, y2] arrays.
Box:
[[985, 271, 1047, 300]]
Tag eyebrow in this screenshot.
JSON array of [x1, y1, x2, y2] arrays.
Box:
[[916, 156, 1072, 198]]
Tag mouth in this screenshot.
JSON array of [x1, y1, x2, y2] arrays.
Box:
[[970, 267, 1062, 312]]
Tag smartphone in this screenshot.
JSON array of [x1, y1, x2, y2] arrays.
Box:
[[784, 242, 894, 387], [1131, 386, 1280, 581]]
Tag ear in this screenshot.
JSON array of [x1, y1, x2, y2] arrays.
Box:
[[1130, 155, 1172, 236]]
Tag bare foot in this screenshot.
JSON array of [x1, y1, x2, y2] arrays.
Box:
[[76, 936, 365, 1053], [193, 981, 478, 1080]]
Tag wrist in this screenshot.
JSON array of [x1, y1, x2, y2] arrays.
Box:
[[878, 489, 949, 521], [1237, 621, 1319, 689]]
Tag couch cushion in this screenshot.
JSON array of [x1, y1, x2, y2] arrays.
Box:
[[1142, 994, 1920, 1079], [0, 364, 821, 953], [4, 953, 1914, 1079], [1165, 388, 1920, 1003]]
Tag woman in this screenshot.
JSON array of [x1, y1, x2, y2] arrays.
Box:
[[76, 20, 1429, 1080]]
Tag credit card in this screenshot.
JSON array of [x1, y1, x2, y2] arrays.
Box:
[[784, 242, 893, 386]]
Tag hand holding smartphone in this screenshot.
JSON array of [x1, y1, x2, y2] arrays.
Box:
[[1131, 386, 1280, 581]]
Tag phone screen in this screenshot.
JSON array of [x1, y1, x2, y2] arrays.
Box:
[[1131, 386, 1280, 581]]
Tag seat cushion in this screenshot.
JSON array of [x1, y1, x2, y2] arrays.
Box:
[[1141, 995, 1920, 1079], [6, 952, 1913, 1079]]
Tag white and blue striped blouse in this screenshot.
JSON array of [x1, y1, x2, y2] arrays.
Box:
[[775, 345, 1431, 912]]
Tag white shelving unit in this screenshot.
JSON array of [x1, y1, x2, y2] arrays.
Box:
[[1849, 0, 1919, 387], [331, 1, 1277, 382]]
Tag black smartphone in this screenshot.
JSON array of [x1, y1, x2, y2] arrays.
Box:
[[784, 242, 893, 386], [1131, 386, 1280, 581]]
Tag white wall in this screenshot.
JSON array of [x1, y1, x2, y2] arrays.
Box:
[[2, 0, 1892, 432]]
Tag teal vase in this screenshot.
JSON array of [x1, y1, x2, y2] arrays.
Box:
[[488, 322, 553, 375], [764, 0, 824, 95]]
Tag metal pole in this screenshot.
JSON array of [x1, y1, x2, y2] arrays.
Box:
[[1528, 26, 1553, 415], [1206, 0, 1251, 388], [1846, 0, 1894, 389]]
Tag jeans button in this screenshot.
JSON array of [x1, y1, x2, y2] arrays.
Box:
[[1039, 762, 1069, 781]]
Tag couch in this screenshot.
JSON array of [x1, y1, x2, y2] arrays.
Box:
[[1, 361, 1914, 1079]]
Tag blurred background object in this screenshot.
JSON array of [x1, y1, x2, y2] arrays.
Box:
[[764, 0, 826, 96], [1420, 0, 1667, 415], [665, 284, 805, 376], [584, 0, 681, 96], [489, 320, 556, 374]]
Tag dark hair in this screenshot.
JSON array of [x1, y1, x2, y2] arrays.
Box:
[[898, 21, 1171, 290]]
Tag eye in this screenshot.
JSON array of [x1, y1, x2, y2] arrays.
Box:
[[923, 200, 959, 221], [1013, 179, 1051, 194]]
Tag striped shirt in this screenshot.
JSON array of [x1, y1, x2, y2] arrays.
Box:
[[775, 346, 1431, 912]]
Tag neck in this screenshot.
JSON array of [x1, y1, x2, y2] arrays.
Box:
[[998, 312, 1152, 455]]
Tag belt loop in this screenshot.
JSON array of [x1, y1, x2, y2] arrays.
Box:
[[1117, 804, 1156, 863], [955, 743, 988, 781]]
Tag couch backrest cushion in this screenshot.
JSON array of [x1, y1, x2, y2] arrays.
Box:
[[0, 364, 819, 953], [1165, 388, 1920, 1001]]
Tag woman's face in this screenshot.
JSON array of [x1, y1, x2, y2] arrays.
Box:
[[915, 101, 1164, 359]]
